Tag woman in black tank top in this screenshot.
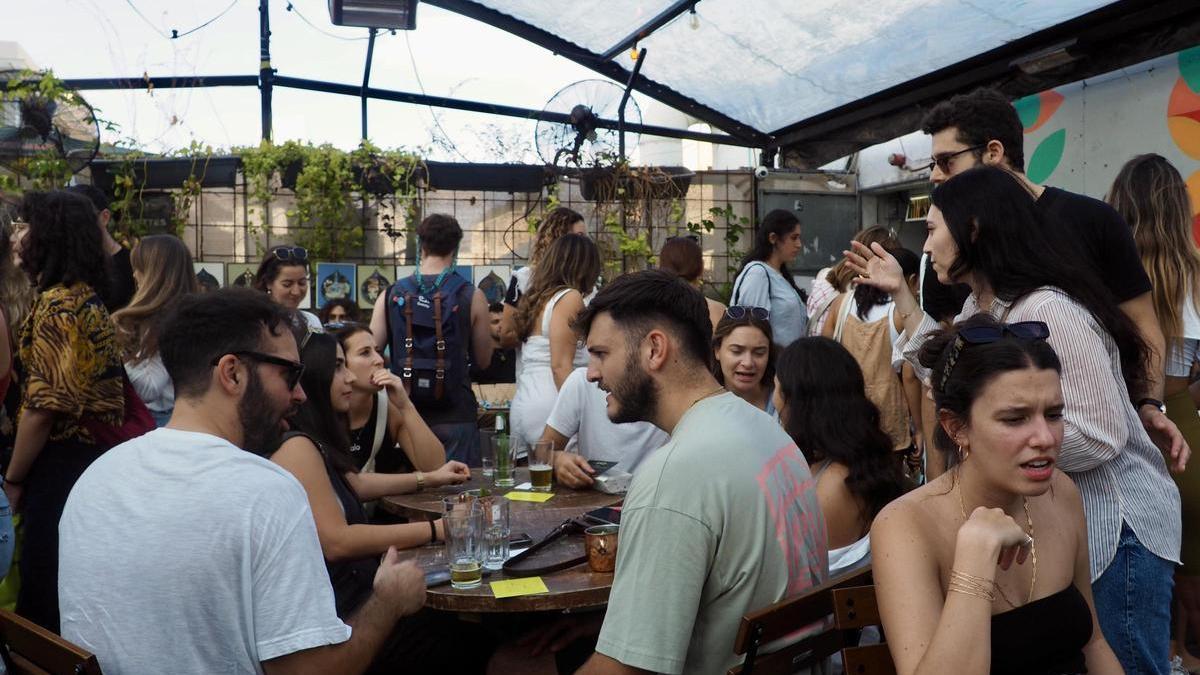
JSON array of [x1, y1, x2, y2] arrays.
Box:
[[870, 316, 1121, 675]]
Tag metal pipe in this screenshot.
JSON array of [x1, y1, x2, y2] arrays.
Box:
[[600, 0, 696, 61], [362, 28, 377, 140], [618, 48, 647, 162], [258, 0, 273, 141]]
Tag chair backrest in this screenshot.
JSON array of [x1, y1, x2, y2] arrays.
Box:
[[729, 565, 894, 675], [0, 609, 102, 675]]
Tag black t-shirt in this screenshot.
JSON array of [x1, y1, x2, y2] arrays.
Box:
[[920, 186, 1152, 319], [102, 247, 136, 312]]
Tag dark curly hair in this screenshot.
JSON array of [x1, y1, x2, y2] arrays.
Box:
[[921, 87, 1025, 172], [18, 190, 110, 295], [776, 337, 906, 522], [417, 213, 463, 257], [918, 314, 1062, 469]]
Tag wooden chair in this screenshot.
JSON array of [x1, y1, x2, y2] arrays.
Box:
[[0, 610, 102, 675], [729, 565, 895, 675]]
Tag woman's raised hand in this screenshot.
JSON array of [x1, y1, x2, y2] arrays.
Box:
[[957, 506, 1033, 571], [371, 368, 412, 410], [843, 241, 904, 295]]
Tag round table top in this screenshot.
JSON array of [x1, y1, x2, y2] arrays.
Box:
[[382, 468, 623, 613]]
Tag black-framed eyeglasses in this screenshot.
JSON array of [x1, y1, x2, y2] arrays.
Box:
[[939, 321, 1050, 391], [270, 246, 308, 262], [211, 351, 305, 390], [725, 305, 770, 321], [922, 144, 986, 173]]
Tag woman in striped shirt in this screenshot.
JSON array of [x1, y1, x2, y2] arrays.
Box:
[[848, 166, 1182, 674]]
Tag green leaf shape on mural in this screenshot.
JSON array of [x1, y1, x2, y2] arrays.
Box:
[[1180, 46, 1200, 94], [1014, 94, 1041, 129], [1027, 129, 1066, 184]]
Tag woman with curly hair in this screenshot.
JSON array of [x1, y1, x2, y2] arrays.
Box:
[[774, 336, 907, 572], [509, 234, 600, 449], [6, 190, 124, 631], [112, 235, 198, 426], [498, 206, 586, 347]]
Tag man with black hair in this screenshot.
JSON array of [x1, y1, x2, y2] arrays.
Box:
[[64, 184, 135, 311], [572, 271, 827, 675], [58, 289, 426, 674], [917, 87, 1184, 675]]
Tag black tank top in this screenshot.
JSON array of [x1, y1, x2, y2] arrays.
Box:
[[347, 395, 412, 474], [277, 431, 377, 618], [990, 584, 1091, 674]]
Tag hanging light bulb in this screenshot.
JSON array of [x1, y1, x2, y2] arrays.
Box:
[[630, 44, 640, 60], [689, 7, 699, 30]]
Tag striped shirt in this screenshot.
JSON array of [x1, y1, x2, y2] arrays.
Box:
[[900, 287, 1181, 581]]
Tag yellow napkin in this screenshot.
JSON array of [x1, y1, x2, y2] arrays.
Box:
[[490, 577, 550, 599], [505, 491, 555, 503]]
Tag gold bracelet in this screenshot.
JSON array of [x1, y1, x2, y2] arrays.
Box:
[[948, 570, 996, 602], [415, 471, 425, 491], [948, 581, 995, 602]]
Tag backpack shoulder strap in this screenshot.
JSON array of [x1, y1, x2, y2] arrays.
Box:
[[833, 290, 854, 343]]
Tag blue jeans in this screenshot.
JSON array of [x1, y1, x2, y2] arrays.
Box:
[[1092, 523, 1174, 675], [0, 483, 12, 580], [430, 422, 480, 466]]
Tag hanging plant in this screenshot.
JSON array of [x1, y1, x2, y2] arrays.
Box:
[[584, 154, 691, 276]]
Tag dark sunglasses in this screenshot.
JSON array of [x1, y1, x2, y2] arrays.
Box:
[[921, 144, 985, 173], [939, 321, 1050, 391], [725, 305, 770, 321], [271, 246, 308, 262], [211, 351, 305, 390]]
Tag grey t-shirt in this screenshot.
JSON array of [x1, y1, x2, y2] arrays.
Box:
[[731, 262, 807, 347], [595, 393, 828, 674], [59, 428, 350, 674]]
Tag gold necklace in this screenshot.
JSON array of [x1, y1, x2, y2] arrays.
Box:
[[690, 385, 725, 410], [955, 473, 1037, 607]]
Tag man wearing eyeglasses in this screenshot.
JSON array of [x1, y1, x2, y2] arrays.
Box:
[[917, 88, 1180, 462], [57, 289, 426, 674]]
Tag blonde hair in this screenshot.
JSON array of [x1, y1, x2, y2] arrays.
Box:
[[0, 217, 32, 337], [1107, 154, 1200, 347], [515, 234, 600, 341], [112, 235, 198, 362], [529, 207, 585, 268]]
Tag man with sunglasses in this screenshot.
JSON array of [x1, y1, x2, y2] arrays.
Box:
[[58, 289, 426, 674], [918, 87, 1180, 469]]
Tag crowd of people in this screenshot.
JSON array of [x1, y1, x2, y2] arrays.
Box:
[[0, 84, 1193, 675]]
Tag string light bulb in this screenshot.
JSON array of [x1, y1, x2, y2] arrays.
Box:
[[630, 45, 640, 60], [689, 7, 699, 30]]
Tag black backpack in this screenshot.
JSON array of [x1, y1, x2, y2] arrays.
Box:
[[385, 272, 471, 409]]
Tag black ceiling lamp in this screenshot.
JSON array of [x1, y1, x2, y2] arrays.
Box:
[[328, 0, 418, 30]]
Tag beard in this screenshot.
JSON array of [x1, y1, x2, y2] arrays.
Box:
[[607, 354, 659, 425], [238, 369, 291, 455]]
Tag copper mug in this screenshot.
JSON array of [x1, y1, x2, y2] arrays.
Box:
[[585, 525, 619, 573]]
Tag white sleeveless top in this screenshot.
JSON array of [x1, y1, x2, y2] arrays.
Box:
[[511, 289, 589, 448]]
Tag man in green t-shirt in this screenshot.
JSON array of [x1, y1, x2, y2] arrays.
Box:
[[571, 270, 828, 675]]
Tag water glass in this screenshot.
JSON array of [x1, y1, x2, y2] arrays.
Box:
[[441, 492, 477, 517], [483, 525, 511, 571], [492, 434, 517, 488], [529, 440, 555, 492], [444, 502, 484, 589], [480, 430, 496, 479]]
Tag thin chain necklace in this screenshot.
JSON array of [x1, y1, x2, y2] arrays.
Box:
[[690, 385, 725, 410], [955, 472, 1037, 607]]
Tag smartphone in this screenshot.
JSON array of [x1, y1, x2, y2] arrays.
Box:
[[585, 506, 622, 525], [509, 532, 533, 548], [424, 570, 452, 588], [587, 460, 618, 476]]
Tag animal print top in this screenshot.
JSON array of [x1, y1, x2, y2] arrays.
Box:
[[18, 283, 123, 444]]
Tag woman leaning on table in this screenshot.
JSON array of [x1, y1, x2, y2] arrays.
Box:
[[850, 166, 1180, 674], [870, 315, 1122, 674]]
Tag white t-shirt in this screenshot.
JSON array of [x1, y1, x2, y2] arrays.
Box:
[[544, 367, 669, 474], [59, 428, 351, 675]]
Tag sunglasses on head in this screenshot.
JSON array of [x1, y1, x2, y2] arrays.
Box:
[[725, 306, 770, 321], [921, 144, 986, 173], [938, 321, 1050, 391], [271, 246, 308, 262], [211, 351, 305, 390], [323, 320, 363, 331]]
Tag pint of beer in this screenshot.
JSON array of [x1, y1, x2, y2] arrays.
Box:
[[530, 440, 555, 492]]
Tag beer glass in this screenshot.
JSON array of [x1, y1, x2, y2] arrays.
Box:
[[444, 501, 484, 589], [529, 440, 554, 492]]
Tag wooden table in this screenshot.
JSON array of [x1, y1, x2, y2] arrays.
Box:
[[381, 468, 622, 613]]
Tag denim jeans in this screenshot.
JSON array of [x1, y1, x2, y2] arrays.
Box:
[[1092, 523, 1174, 675], [0, 483, 12, 581], [430, 422, 481, 466]]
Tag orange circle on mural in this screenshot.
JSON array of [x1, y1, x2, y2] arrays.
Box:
[[1169, 78, 1200, 160]]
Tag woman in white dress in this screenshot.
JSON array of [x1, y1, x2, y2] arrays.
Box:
[[773, 336, 908, 573], [510, 234, 600, 450], [112, 235, 198, 426]]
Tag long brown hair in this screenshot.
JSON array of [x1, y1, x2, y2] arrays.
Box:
[[529, 207, 585, 268], [515, 233, 600, 341], [1107, 153, 1200, 347], [0, 217, 32, 337], [113, 235, 198, 362]]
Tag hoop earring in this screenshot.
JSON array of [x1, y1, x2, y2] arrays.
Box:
[[957, 444, 969, 462]]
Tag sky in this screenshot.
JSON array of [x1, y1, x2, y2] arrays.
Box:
[[5, 0, 661, 161]]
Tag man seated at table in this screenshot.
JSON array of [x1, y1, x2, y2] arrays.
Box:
[[540, 366, 669, 488], [572, 270, 829, 675], [58, 289, 426, 674]]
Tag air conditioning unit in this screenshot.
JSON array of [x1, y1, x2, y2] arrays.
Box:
[[328, 0, 417, 30]]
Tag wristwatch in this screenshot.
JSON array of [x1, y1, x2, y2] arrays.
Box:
[[1137, 398, 1166, 414], [415, 471, 426, 491]]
